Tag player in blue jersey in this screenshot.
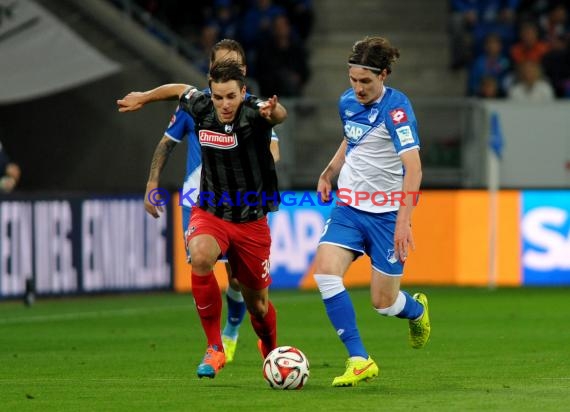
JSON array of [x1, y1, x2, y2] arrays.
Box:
[[142, 39, 279, 364], [313, 36, 431, 387]]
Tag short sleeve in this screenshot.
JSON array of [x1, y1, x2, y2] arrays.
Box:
[[164, 106, 194, 143], [179, 87, 210, 118], [384, 99, 420, 155]]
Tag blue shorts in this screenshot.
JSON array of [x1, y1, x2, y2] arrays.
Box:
[[182, 206, 228, 263], [319, 205, 403, 275]]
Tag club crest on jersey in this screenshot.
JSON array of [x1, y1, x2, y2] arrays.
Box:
[[224, 123, 234, 133], [344, 120, 372, 144], [368, 107, 379, 123], [199, 129, 237, 149], [386, 249, 398, 264], [389, 108, 408, 125]]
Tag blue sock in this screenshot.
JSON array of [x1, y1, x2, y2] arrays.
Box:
[[323, 290, 368, 359], [222, 293, 246, 339], [396, 291, 424, 320]]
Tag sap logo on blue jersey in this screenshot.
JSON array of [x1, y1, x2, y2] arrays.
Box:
[[344, 120, 371, 143]]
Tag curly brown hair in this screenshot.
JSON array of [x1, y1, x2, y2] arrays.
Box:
[[348, 36, 400, 74]]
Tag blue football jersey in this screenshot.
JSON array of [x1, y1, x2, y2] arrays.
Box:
[[164, 107, 201, 208], [337, 86, 420, 213]]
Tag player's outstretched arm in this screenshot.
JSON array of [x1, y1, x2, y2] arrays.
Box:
[[270, 140, 280, 163], [117, 83, 190, 112], [259, 95, 287, 125], [144, 135, 178, 218]]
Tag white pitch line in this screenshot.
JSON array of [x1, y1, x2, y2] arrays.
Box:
[[0, 291, 318, 326], [0, 304, 193, 325], [0, 377, 190, 383]]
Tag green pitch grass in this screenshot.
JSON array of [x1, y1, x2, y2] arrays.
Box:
[[1, 287, 569, 411]]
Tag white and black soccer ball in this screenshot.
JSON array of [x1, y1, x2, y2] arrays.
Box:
[[263, 346, 310, 390]]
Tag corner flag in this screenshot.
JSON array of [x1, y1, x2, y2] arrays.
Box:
[[489, 112, 504, 159]]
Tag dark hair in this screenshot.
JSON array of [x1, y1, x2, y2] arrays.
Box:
[[209, 59, 246, 89], [348, 36, 400, 75], [210, 39, 247, 66]]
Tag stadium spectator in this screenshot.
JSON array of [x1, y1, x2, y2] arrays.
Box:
[[467, 32, 511, 96], [133, 0, 208, 37], [117, 60, 287, 379], [449, 0, 519, 70], [238, 0, 286, 59], [508, 60, 555, 101], [194, 24, 221, 74], [110, 0, 315, 92], [542, 36, 570, 97], [255, 14, 310, 97], [278, 0, 315, 40], [206, 0, 239, 40], [0, 140, 21, 193], [477, 75, 503, 98], [510, 21, 550, 64], [312, 36, 430, 387], [516, 0, 550, 22], [538, 2, 570, 46]]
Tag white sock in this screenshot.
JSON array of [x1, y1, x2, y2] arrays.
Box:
[[314, 274, 345, 299], [226, 286, 244, 302]]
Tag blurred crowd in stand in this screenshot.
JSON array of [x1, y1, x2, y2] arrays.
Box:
[[449, 0, 570, 100], [116, 0, 313, 98]]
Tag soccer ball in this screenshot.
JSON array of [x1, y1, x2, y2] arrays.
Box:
[[263, 346, 310, 390]]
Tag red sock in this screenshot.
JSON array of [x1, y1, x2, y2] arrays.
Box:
[[191, 271, 222, 350], [250, 301, 277, 354]]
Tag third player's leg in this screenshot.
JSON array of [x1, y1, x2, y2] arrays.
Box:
[[221, 263, 246, 362]]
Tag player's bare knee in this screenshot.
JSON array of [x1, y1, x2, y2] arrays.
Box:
[[372, 296, 392, 310], [374, 291, 406, 316], [313, 258, 336, 275], [313, 251, 337, 275], [189, 252, 215, 273], [247, 300, 268, 319]]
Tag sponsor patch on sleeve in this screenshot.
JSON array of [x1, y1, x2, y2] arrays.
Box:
[[395, 125, 415, 146], [389, 108, 408, 125]]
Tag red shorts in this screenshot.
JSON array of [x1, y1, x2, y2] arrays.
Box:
[[187, 207, 271, 290]]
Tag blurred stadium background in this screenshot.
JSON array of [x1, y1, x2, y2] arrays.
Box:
[[1, 0, 569, 297], [1, 1, 570, 410]]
